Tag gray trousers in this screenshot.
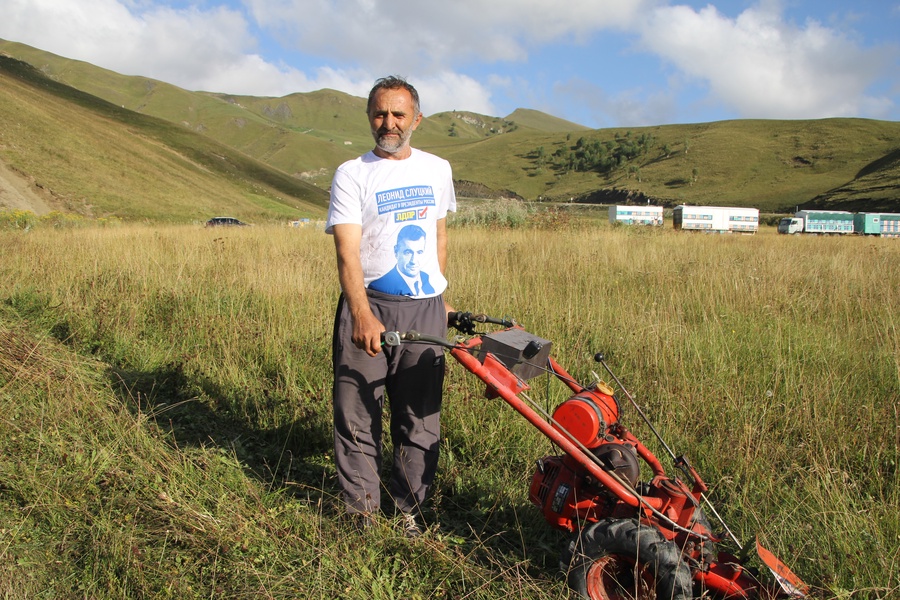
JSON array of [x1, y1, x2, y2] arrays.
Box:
[[332, 290, 446, 515]]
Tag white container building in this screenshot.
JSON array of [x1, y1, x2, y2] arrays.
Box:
[[673, 205, 759, 234], [608, 205, 664, 226]]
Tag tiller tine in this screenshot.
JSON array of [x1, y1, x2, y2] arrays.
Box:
[[755, 537, 810, 598]]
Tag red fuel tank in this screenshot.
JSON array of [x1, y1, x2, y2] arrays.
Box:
[[550, 387, 619, 448]]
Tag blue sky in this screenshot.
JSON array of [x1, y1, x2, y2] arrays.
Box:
[[2, 0, 898, 128]]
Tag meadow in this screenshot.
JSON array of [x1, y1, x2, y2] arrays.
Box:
[[0, 211, 898, 599]]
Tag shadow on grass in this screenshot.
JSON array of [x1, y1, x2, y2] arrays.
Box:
[[433, 486, 569, 578], [107, 361, 570, 584], [107, 361, 339, 509]]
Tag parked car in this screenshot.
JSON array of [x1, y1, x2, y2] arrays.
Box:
[[205, 217, 248, 227]]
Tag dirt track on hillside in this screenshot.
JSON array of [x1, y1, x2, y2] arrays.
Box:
[[0, 159, 54, 215]]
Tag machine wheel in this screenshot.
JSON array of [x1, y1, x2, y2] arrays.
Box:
[[561, 518, 694, 600]]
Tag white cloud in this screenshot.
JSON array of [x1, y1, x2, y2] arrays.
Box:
[[0, 0, 496, 112], [0, 0, 355, 96], [2, 0, 135, 60], [2, 0, 251, 85], [242, 0, 896, 121], [243, 0, 656, 70], [414, 72, 496, 116], [637, 3, 897, 119], [0, 0, 895, 124]]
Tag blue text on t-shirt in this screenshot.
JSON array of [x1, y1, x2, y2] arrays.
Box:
[[376, 186, 436, 215]]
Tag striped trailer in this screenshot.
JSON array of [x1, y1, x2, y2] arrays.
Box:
[[672, 205, 759, 234], [854, 213, 900, 237], [794, 210, 854, 234], [608, 205, 664, 226]]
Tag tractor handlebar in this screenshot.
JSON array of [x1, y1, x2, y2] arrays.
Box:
[[381, 330, 454, 349], [448, 311, 514, 334], [381, 312, 514, 349]]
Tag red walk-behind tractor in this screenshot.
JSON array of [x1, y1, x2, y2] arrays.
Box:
[[383, 313, 810, 600]]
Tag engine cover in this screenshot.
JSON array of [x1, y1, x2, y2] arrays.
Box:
[[529, 455, 608, 532]]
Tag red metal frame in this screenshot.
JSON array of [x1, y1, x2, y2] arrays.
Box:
[[446, 326, 808, 599]]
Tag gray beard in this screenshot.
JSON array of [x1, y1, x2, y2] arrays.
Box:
[[373, 129, 413, 154]]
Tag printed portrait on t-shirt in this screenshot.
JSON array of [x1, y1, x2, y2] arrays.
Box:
[[368, 224, 434, 297]]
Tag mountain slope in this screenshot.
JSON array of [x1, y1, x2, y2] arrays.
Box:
[[0, 53, 328, 222], [2, 38, 899, 215], [0, 39, 594, 186], [0, 39, 363, 188], [505, 108, 591, 133], [807, 149, 900, 213], [434, 118, 900, 211]]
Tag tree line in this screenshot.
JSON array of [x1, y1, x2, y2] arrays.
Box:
[[533, 131, 678, 176]]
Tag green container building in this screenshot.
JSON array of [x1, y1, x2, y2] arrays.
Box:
[[853, 213, 900, 237], [796, 210, 854, 234]]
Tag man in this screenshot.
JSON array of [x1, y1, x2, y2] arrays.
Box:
[[369, 224, 435, 297], [325, 76, 456, 535]]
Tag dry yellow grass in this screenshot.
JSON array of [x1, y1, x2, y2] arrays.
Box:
[[1, 220, 898, 598]]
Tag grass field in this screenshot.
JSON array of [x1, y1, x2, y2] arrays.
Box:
[[1, 213, 898, 599]]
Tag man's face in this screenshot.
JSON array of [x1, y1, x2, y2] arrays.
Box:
[[368, 87, 422, 158], [395, 237, 426, 278]]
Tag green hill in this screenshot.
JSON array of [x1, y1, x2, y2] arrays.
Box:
[[505, 108, 591, 133], [806, 148, 900, 212], [436, 118, 900, 211], [0, 39, 362, 190], [0, 52, 328, 222], [2, 38, 899, 217]]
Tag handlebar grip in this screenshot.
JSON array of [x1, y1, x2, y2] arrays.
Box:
[[448, 312, 514, 333], [482, 315, 515, 327]]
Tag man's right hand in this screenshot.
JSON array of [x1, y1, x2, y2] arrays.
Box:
[[333, 223, 385, 357], [351, 310, 385, 357]]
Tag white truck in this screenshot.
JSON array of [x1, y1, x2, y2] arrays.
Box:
[[608, 205, 664, 226], [777, 210, 854, 235], [672, 205, 759, 233]]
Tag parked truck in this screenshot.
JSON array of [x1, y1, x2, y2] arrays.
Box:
[[672, 205, 759, 233], [777, 210, 854, 235], [853, 212, 900, 237], [608, 205, 664, 226]]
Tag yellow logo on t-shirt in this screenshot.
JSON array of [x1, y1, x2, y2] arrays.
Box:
[[395, 210, 417, 223]]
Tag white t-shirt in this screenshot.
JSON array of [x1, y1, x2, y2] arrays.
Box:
[[326, 148, 457, 298]]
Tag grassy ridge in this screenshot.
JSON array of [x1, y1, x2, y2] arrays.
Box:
[[433, 118, 900, 210], [808, 148, 900, 212], [0, 53, 328, 222], [1, 217, 898, 598], [3, 38, 899, 215], [503, 108, 591, 133]]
